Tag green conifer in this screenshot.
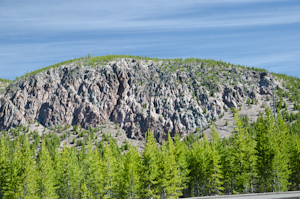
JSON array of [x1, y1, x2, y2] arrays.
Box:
[[0, 136, 9, 199], [289, 133, 300, 190], [121, 144, 142, 198], [219, 138, 234, 194], [231, 112, 256, 193], [100, 141, 119, 198], [4, 138, 23, 198], [255, 108, 290, 192], [174, 133, 190, 196], [273, 113, 291, 191], [140, 131, 161, 199], [160, 133, 184, 198], [209, 125, 224, 195], [36, 139, 58, 198], [188, 134, 210, 196], [20, 138, 37, 198], [79, 183, 93, 199], [83, 139, 102, 198], [57, 146, 81, 198]]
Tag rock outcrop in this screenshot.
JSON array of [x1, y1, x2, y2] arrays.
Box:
[[0, 58, 276, 142]]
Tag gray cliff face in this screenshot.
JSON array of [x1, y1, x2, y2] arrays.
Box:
[[0, 58, 274, 142]]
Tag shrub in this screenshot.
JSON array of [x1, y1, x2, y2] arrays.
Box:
[[294, 103, 298, 110], [103, 134, 109, 141], [78, 132, 84, 138], [76, 140, 83, 146], [247, 98, 251, 106], [284, 102, 287, 110], [61, 133, 67, 140], [73, 125, 78, 132]]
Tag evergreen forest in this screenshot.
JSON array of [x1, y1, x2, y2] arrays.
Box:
[[0, 107, 299, 198]]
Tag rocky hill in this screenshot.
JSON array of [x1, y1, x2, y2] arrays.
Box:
[[0, 55, 296, 145]]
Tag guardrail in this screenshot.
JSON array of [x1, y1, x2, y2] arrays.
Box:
[[183, 191, 300, 199]]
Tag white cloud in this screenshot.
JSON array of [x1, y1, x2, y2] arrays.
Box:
[[0, 0, 299, 35]]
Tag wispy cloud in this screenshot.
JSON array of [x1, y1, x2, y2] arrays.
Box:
[[0, 0, 299, 79], [0, 0, 299, 34]]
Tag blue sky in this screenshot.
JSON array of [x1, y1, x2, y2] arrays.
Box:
[[0, 0, 299, 80]]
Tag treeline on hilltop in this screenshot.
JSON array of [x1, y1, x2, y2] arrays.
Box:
[[0, 108, 299, 198]]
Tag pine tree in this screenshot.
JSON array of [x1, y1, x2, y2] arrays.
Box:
[[255, 107, 289, 192], [160, 133, 184, 199], [0, 136, 9, 199], [4, 137, 37, 198], [219, 138, 234, 194], [188, 134, 209, 196], [79, 183, 93, 199], [243, 125, 256, 193], [99, 141, 119, 198], [36, 139, 58, 198], [231, 112, 256, 193], [255, 108, 274, 192], [57, 146, 81, 198], [289, 133, 300, 190], [273, 113, 291, 191], [209, 125, 223, 195], [121, 144, 142, 198], [174, 133, 190, 197], [4, 138, 24, 198], [20, 137, 37, 198], [140, 130, 161, 199], [82, 139, 103, 198]]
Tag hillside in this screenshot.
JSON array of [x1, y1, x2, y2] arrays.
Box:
[[0, 55, 300, 147], [1, 55, 300, 197]]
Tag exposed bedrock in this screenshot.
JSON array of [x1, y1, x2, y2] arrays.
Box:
[[0, 58, 276, 142]]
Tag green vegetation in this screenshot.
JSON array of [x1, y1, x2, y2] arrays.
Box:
[[0, 78, 11, 93], [15, 55, 164, 80], [0, 108, 299, 198], [0, 78, 11, 84], [2, 55, 300, 197], [10, 54, 267, 82]]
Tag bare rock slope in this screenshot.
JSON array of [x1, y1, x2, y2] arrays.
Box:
[[0, 57, 278, 142]]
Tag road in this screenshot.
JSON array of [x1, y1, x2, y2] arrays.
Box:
[[183, 191, 300, 199]]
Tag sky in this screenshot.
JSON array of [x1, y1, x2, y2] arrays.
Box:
[[0, 0, 299, 80]]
